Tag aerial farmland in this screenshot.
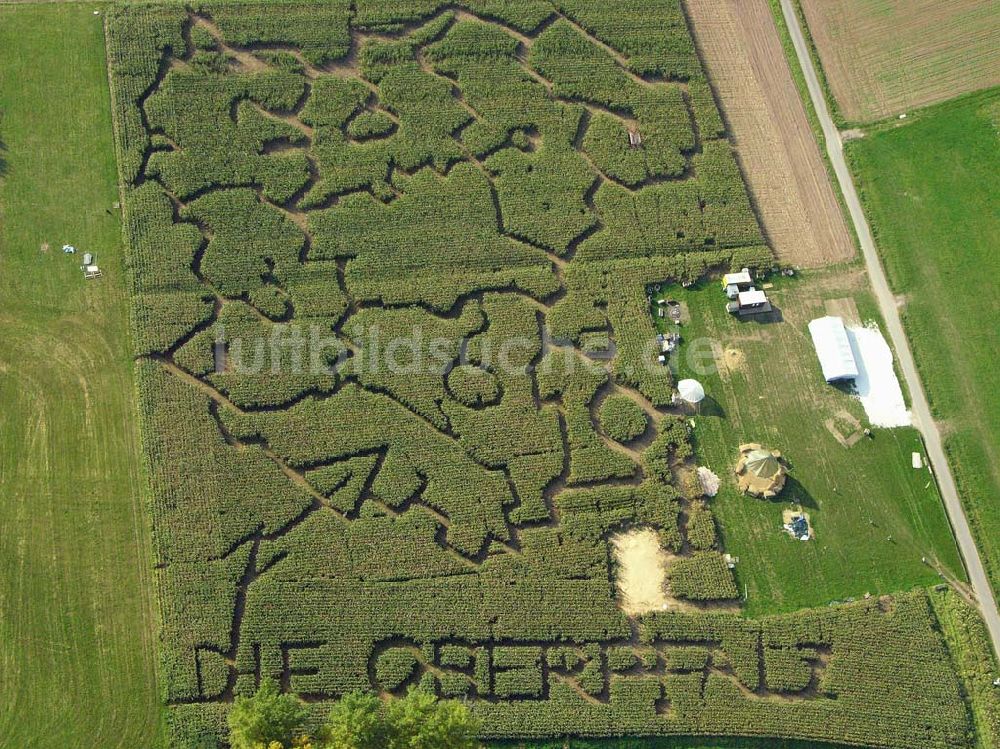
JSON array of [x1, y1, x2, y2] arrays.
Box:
[[0, 1, 997, 748], [796, 0, 999, 122]]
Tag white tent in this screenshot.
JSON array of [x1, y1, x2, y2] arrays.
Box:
[[808, 316, 858, 382], [677, 378, 705, 404]]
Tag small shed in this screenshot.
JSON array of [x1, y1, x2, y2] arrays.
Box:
[[721, 268, 753, 291], [83, 252, 94, 266], [738, 289, 768, 308], [808, 316, 858, 382], [727, 288, 771, 316], [627, 129, 642, 147]]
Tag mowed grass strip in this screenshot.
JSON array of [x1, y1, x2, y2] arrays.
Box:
[[0, 4, 166, 746], [654, 272, 965, 617], [847, 88, 1000, 602]]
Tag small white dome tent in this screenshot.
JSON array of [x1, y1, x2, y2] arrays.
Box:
[[677, 378, 705, 404]]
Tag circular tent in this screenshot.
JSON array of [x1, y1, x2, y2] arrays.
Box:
[[677, 378, 705, 404], [735, 443, 788, 498]]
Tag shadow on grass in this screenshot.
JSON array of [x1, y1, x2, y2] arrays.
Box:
[[830, 379, 858, 397], [735, 305, 784, 325], [781, 475, 819, 510], [697, 394, 726, 418]]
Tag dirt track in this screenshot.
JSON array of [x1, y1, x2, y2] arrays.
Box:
[[684, 0, 855, 268]]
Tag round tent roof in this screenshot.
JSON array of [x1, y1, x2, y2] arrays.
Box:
[[745, 449, 780, 478], [677, 379, 705, 404]]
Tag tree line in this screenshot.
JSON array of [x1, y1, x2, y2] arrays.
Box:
[[228, 679, 480, 749]]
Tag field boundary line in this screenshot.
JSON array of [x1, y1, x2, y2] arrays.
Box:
[[778, 0, 1000, 659]]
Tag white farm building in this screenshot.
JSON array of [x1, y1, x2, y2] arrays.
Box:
[[808, 316, 859, 382]]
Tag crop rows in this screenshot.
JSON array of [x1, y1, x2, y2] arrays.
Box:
[[105, 1, 969, 747]]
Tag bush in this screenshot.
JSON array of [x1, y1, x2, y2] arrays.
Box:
[[323, 688, 481, 749], [597, 395, 647, 443], [227, 678, 308, 749]]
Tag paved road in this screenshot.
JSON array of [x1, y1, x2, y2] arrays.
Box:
[[778, 0, 1000, 658]]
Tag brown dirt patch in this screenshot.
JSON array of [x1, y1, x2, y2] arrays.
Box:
[[711, 340, 747, 381], [800, 0, 1000, 122], [684, 0, 855, 268], [723, 346, 747, 373], [823, 296, 860, 325]]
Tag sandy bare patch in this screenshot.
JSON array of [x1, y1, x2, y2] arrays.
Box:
[[711, 340, 747, 381], [610, 528, 671, 615], [800, 0, 1000, 122], [684, 0, 855, 268], [723, 346, 747, 373]]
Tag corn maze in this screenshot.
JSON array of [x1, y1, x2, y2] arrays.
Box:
[[106, 1, 970, 746]]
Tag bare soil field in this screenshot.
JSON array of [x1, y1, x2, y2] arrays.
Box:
[[800, 0, 1000, 122], [685, 0, 855, 268]]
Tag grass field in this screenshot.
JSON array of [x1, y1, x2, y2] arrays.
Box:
[[654, 271, 966, 617], [798, 0, 1000, 123], [0, 4, 166, 746], [846, 88, 1000, 604]]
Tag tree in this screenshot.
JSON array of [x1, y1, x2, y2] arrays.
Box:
[[320, 692, 383, 749], [228, 678, 308, 749], [382, 688, 480, 749], [226, 681, 480, 749], [320, 688, 480, 749]]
